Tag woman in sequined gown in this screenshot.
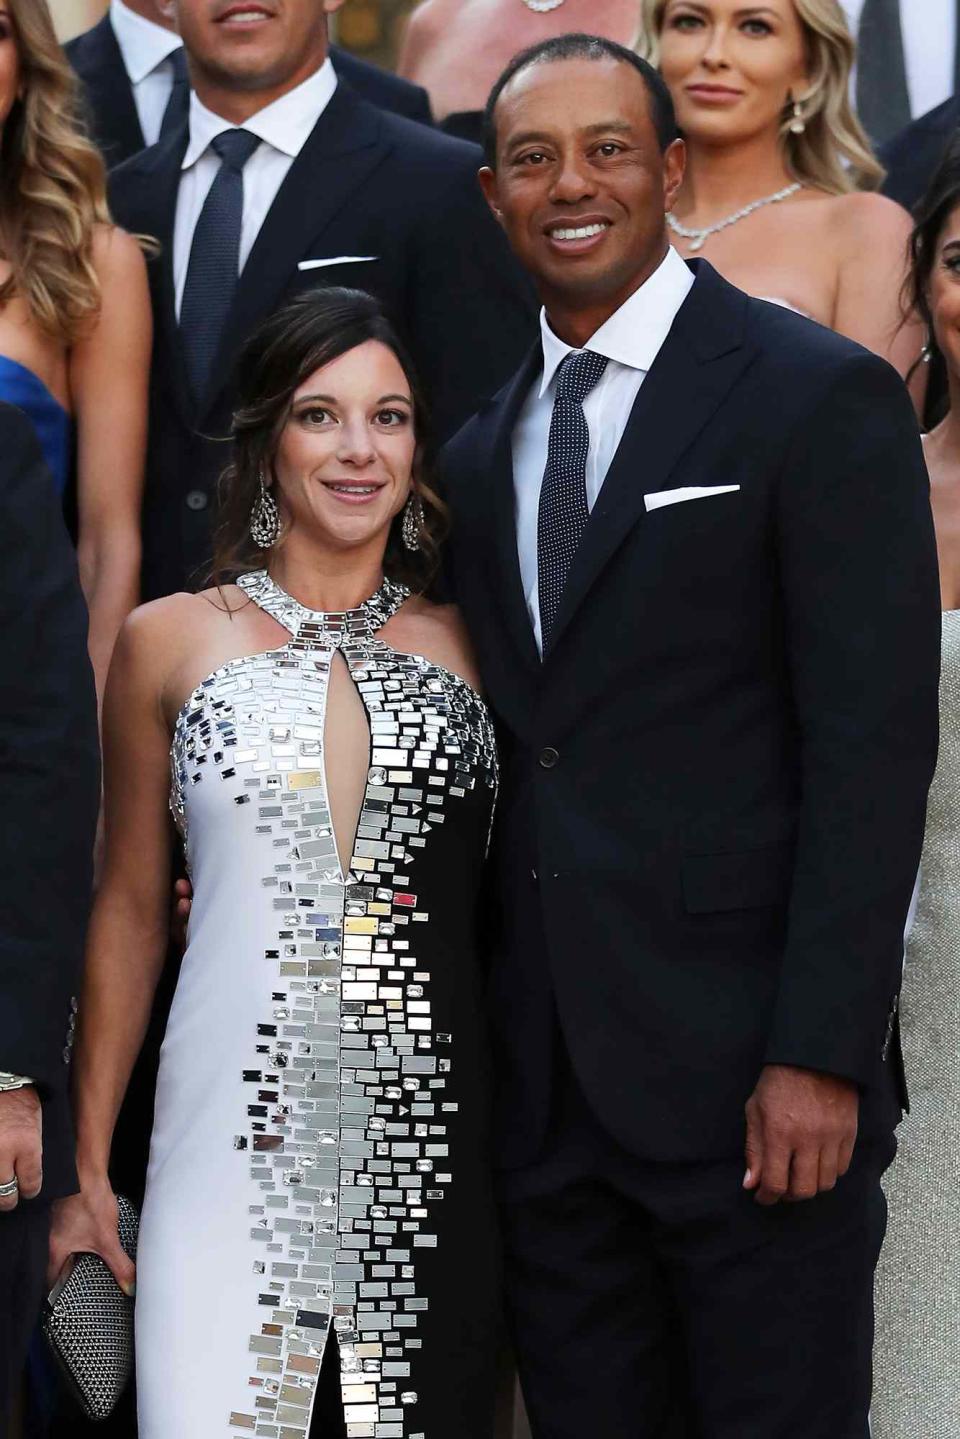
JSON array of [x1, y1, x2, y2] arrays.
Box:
[[872, 145, 960, 1436], [48, 289, 501, 1439]]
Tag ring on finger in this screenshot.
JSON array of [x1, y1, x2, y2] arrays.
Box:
[[0, 1176, 19, 1198]]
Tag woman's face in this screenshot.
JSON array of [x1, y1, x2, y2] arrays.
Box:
[[271, 339, 416, 557], [657, 0, 809, 148], [0, 4, 20, 132], [928, 202, 960, 383]]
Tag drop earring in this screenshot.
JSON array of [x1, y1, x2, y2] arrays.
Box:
[[402, 493, 423, 553], [250, 469, 279, 549], [789, 99, 806, 135]]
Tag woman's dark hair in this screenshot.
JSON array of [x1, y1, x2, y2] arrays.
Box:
[[904, 131, 960, 417], [211, 287, 446, 592]]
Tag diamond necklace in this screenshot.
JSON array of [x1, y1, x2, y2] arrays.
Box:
[[667, 182, 802, 252], [520, 0, 566, 11]]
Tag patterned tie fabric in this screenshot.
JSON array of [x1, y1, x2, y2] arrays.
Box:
[[159, 47, 190, 141], [179, 127, 261, 402], [537, 348, 609, 648], [856, 0, 911, 146]]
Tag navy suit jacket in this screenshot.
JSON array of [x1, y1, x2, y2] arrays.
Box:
[[0, 406, 99, 1200], [65, 15, 433, 169], [441, 261, 940, 1167], [881, 95, 960, 212]]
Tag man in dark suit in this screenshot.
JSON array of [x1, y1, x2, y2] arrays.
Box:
[[66, 0, 433, 170], [108, 0, 534, 601], [881, 96, 960, 213], [442, 35, 941, 1437], [0, 406, 99, 1430]]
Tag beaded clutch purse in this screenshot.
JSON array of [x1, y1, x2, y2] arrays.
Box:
[[42, 1195, 139, 1421]]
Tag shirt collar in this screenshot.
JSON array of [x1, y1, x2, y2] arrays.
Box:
[[110, 0, 182, 85], [537, 245, 695, 398], [182, 59, 338, 171]]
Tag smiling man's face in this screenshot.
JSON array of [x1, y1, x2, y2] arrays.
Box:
[[480, 57, 685, 334], [171, 0, 341, 94]]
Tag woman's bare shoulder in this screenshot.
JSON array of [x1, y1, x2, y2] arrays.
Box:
[[389, 597, 483, 692], [823, 189, 913, 245]]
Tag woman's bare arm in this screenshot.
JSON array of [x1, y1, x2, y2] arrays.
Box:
[[70, 227, 152, 713], [832, 192, 926, 407]]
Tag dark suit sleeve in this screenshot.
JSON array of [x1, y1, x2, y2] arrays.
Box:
[[407, 161, 536, 443], [764, 353, 940, 1088], [0, 407, 99, 1094]]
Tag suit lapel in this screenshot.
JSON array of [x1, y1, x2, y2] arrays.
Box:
[[125, 128, 194, 427], [545, 263, 754, 655], [89, 17, 145, 163], [200, 87, 388, 419], [480, 346, 545, 677]]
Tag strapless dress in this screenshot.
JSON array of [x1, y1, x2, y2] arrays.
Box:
[[0, 355, 71, 494]]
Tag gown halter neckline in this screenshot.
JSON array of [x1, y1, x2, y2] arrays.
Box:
[[236, 567, 410, 640]]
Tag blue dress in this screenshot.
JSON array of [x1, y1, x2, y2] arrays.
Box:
[[0, 355, 71, 494]]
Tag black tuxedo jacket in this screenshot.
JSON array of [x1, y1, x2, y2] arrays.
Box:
[[881, 95, 960, 212], [0, 406, 99, 1200], [442, 262, 941, 1167], [108, 84, 535, 599], [65, 15, 433, 169]]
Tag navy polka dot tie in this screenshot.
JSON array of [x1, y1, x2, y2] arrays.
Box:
[[179, 127, 260, 402], [537, 348, 609, 647]]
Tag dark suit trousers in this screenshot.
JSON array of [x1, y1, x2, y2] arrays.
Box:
[[499, 1049, 894, 1439], [0, 1204, 49, 1433]]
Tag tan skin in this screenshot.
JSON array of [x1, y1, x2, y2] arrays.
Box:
[[47, 339, 482, 1290], [396, 0, 641, 123], [480, 53, 858, 1206], [657, 0, 923, 385], [157, 0, 346, 123], [0, 3, 150, 713], [0, 3, 151, 1214], [920, 201, 960, 611]]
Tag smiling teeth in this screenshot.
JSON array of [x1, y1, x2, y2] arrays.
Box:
[[552, 223, 608, 240], [329, 485, 377, 495]]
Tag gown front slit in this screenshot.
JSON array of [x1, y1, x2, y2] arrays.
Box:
[[135, 571, 500, 1439]]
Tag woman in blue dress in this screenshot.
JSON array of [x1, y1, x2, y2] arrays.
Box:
[[0, 0, 151, 706]]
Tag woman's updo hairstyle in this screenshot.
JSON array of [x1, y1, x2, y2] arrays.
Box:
[[211, 287, 446, 592]]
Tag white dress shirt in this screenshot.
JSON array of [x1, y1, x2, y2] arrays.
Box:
[[840, 0, 956, 120], [512, 244, 694, 651], [109, 0, 183, 148], [173, 60, 338, 318]]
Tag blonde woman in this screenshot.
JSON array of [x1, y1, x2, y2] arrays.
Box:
[[0, 0, 150, 707], [639, 0, 923, 379]]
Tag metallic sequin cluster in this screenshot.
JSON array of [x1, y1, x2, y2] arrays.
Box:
[[170, 572, 497, 1439]]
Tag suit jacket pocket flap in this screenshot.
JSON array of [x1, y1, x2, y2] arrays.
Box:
[[681, 842, 793, 915]]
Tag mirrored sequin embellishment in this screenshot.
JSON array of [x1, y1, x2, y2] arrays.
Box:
[[169, 572, 497, 1438]]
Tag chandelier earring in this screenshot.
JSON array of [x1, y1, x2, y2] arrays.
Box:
[[788, 98, 807, 135], [250, 468, 280, 549], [402, 492, 423, 553]]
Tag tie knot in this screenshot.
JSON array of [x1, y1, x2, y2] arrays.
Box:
[[555, 348, 608, 405], [212, 127, 260, 171]]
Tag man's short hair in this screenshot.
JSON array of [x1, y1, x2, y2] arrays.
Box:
[[482, 33, 679, 168]]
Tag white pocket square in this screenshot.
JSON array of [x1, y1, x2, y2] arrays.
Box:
[[298, 255, 379, 271], [644, 485, 741, 512]]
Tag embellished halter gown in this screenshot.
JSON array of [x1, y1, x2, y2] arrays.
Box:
[[135, 572, 500, 1439]]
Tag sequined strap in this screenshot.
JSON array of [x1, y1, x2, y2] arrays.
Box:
[[235, 569, 410, 639]]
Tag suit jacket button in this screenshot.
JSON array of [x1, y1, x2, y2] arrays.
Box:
[[538, 747, 559, 770], [185, 489, 208, 512]]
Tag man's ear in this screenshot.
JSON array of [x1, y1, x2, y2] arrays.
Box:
[[662, 137, 686, 216], [155, 0, 178, 28], [478, 166, 505, 228]]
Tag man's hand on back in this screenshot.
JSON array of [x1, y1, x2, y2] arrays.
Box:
[[0, 1087, 42, 1211], [743, 1064, 859, 1205]]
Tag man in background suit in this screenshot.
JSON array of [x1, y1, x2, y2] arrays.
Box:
[[841, 0, 960, 147], [442, 35, 940, 1436], [67, 0, 433, 169], [108, 0, 534, 601], [881, 95, 960, 213], [0, 406, 99, 1431]]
